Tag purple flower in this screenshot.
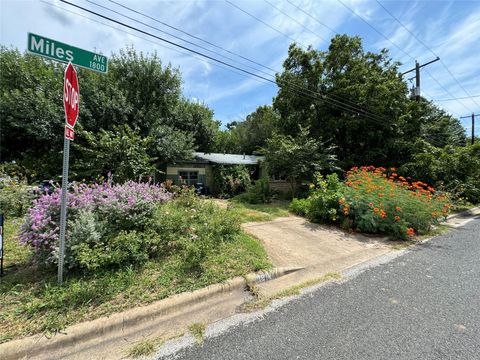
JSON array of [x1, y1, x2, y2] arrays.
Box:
[[18, 180, 173, 265]]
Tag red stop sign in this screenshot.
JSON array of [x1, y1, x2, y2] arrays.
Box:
[[63, 62, 79, 128]]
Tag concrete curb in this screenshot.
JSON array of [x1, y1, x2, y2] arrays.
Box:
[[446, 206, 480, 220], [0, 267, 301, 360]]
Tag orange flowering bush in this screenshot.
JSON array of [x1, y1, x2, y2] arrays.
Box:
[[339, 166, 451, 239], [291, 166, 451, 240]]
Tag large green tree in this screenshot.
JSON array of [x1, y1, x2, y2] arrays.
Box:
[[273, 35, 410, 169], [0, 46, 219, 180], [262, 126, 338, 195]]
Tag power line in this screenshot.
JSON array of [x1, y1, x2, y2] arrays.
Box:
[[434, 95, 480, 102], [460, 113, 479, 145], [285, 0, 338, 34], [58, 0, 388, 123], [375, 0, 480, 109], [337, 0, 474, 114], [41, 1, 274, 88], [263, 0, 327, 43], [80, 0, 389, 122], [107, 0, 279, 75], [83, 0, 275, 80], [222, 0, 389, 121], [225, 0, 306, 49], [107, 0, 384, 119]]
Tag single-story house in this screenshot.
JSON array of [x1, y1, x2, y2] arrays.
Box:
[[165, 152, 265, 191]]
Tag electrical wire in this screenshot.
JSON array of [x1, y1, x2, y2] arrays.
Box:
[[108, 0, 279, 75], [285, 0, 338, 34], [70, 0, 390, 122], [336, 0, 474, 114], [108, 0, 380, 116], [106, 0, 398, 121], [83, 0, 276, 80], [263, 0, 327, 43], [41, 1, 274, 89], [375, 0, 480, 109], [225, 0, 307, 49], [58, 0, 389, 123], [434, 95, 480, 102]]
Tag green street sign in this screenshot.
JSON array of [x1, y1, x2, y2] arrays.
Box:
[[27, 33, 108, 73]]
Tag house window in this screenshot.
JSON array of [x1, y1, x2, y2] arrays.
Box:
[[178, 171, 199, 186]]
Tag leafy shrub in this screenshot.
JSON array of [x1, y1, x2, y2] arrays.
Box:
[[295, 167, 450, 240], [19, 180, 172, 268], [212, 164, 252, 198], [289, 198, 309, 216], [401, 142, 480, 204], [234, 178, 273, 204], [301, 173, 344, 223], [0, 169, 36, 217], [339, 166, 450, 239], [151, 190, 241, 271]]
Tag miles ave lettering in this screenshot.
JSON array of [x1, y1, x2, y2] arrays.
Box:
[[29, 34, 74, 62]]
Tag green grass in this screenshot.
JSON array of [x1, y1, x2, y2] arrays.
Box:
[[188, 322, 206, 344], [416, 224, 451, 241], [127, 337, 158, 358], [0, 221, 271, 343], [125, 331, 184, 358], [243, 272, 341, 312], [227, 200, 291, 223], [1, 216, 31, 269]]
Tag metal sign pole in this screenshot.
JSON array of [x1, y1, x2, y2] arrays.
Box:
[[58, 136, 70, 285]]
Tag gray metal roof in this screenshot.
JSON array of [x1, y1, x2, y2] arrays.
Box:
[[194, 152, 264, 165]]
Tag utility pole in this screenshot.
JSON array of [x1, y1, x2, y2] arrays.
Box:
[[460, 113, 479, 145], [401, 57, 440, 102]]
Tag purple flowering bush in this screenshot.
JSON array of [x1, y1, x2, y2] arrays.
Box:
[[19, 180, 172, 269]]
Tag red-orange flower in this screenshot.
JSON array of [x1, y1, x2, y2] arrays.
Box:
[[379, 210, 387, 218], [406, 228, 415, 236], [395, 206, 402, 211], [339, 199, 345, 204], [374, 208, 380, 213], [394, 216, 401, 221]]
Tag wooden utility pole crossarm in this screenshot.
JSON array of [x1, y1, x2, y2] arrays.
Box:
[[401, 57, 440, 102]]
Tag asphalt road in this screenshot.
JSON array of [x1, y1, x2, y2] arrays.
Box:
[[161, 217, 480, 360]]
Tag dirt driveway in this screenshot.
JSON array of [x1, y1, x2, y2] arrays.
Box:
[[242, 216, 395, 295]]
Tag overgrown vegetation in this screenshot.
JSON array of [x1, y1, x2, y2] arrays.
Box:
[[0, 163, 36, 217], [188, 322, 206, 344], [401, 142, 480, 204], [0, 46, 216, 182], [212, 164, 252, 198], [290, 167, 451, 240], [0, 190, 271, 343], [233, 178, 273, 204]]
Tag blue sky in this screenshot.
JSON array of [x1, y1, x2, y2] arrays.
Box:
[[1, 0, 479, 132]]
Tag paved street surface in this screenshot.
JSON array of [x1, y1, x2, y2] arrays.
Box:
[[161, 218, 480, 360]]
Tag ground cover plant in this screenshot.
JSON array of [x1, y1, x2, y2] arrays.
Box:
[[228, 200, 290, 223], [0, 186, 270, 343], [290, 166, 451, 240]]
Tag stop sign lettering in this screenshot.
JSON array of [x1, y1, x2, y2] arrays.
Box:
[[63, 62, 79, 128]]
